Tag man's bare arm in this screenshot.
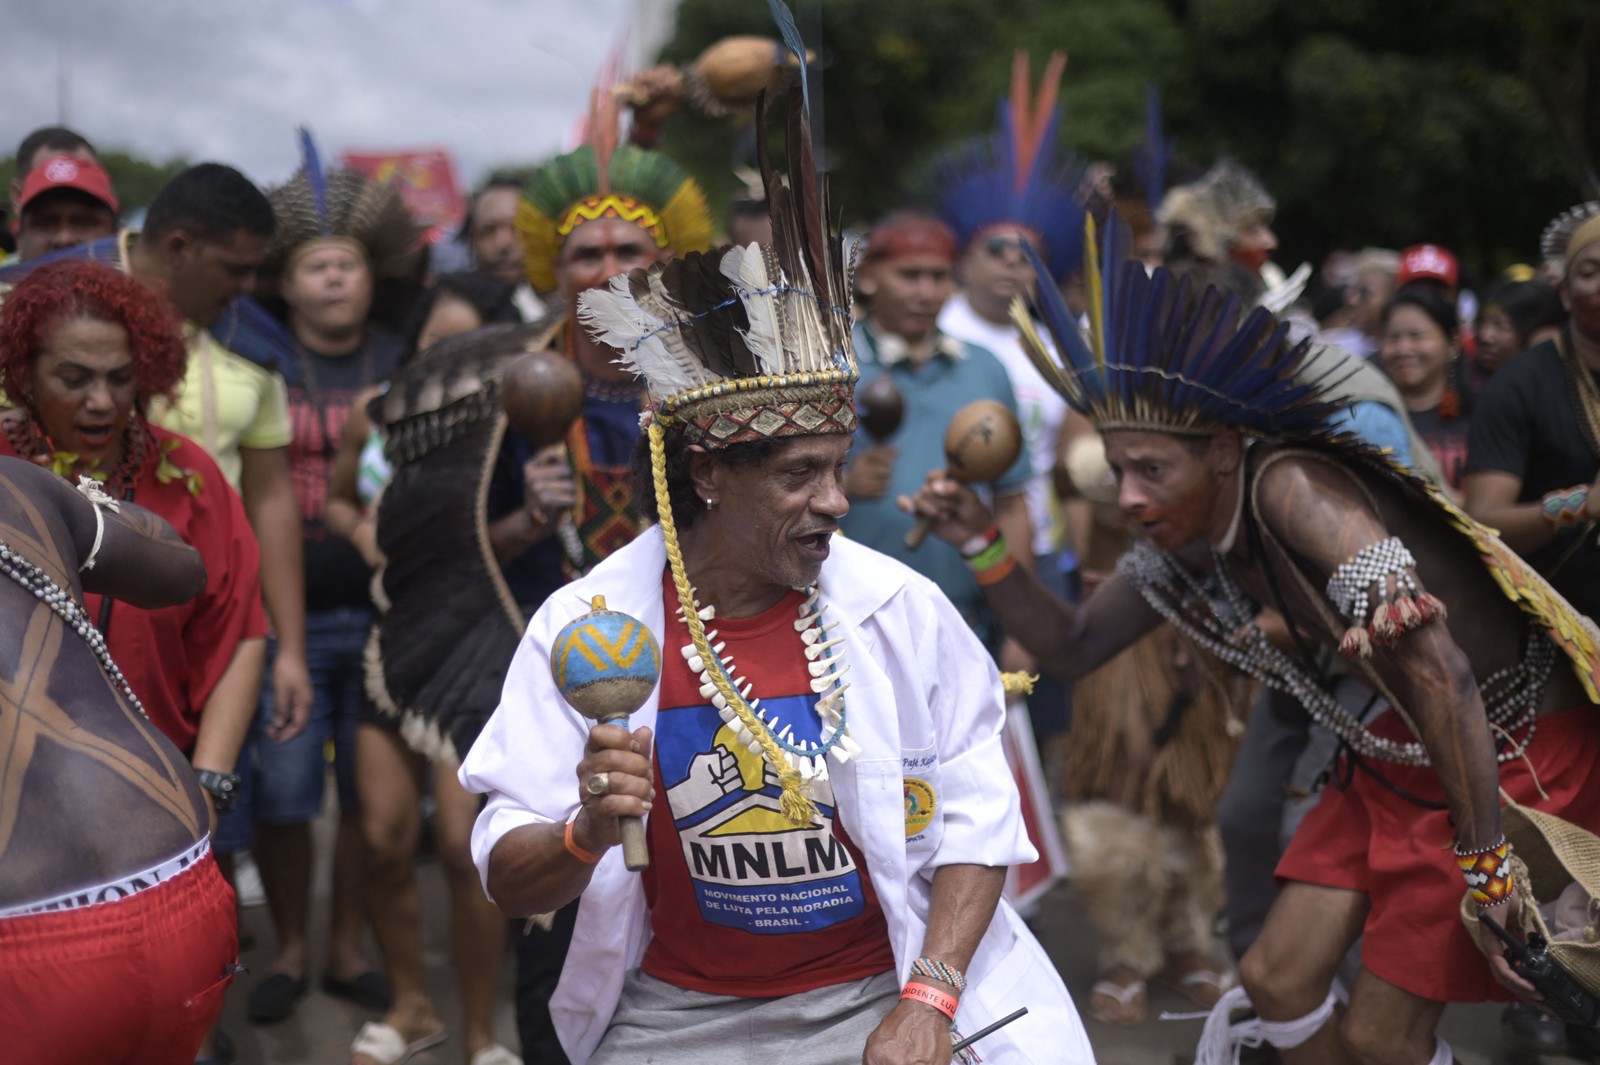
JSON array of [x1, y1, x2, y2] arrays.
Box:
[[900, 472, 1162, 679], [1, 460, 205, 608], [1258, 459, 1502, 849]]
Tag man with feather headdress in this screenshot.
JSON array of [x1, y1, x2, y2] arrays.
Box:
[[905, 217, 1600, 1065], [457, 13, 1088, 1062]]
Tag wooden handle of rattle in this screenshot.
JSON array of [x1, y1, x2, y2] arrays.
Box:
[[620, 816, 649, 871], [903, 517, 933, 549]]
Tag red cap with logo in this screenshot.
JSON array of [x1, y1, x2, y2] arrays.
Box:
[[1395, 243, 1458, 292], [18, 154, 119, 214]]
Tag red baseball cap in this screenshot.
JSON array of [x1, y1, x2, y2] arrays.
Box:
[[1395, 243, 1458, 292], [19, 154, 119, 215]]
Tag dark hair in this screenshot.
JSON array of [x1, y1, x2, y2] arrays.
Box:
[[630, 429, 781, 532], [1381, 285, 1458, 337], [16, 126, 96, 171], [400, 271, 521, 360], [142, 163, 274, 245], [457, 173, 525, 240], [1479, 278, 1563, 350], [0, 261, 187, 413]]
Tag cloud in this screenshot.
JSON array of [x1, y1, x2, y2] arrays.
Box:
[[1, 0, 652, 189]]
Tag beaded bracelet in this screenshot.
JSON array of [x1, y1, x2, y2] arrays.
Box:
[[1541, 486, 1589, 528], [564, 809, 603, 865], [901, 981, 958, 1021], [1455, 835, 1514, 909], [911, 957, 968, 993]]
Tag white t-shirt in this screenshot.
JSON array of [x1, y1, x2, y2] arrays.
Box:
[[939, 292, 1067, 555]]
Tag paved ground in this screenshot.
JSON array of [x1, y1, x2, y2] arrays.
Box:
[[217, 824, 1570, 1065]]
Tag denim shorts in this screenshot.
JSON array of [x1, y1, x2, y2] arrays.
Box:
[[217, 605, 372, 844]]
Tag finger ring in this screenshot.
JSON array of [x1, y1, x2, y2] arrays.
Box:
[[585, 772, 610, 797]]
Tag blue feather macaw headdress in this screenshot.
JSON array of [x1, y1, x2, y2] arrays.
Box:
[[935, 51, 1087, 282], [1011, 213, 1344, 438]]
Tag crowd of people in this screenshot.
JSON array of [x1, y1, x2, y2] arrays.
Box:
[[3, 15, 1600, 1065]]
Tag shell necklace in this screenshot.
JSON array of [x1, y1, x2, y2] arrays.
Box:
[[675, 583, 859, 823]]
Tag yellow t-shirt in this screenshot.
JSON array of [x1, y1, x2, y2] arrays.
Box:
[[149, 328, 292, 491]]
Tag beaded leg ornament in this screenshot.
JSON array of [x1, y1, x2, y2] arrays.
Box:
[[1325, 537, 1448, 659], [648, 421, 858, 828]]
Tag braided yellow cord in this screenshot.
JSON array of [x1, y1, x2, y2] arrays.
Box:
[[648, 421, 820, 827]]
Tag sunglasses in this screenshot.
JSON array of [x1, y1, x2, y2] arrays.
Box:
[[981, 234, 1036, 260]]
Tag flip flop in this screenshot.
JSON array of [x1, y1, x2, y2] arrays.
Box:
[[350, 1021, 448, 1065], [247, 973, 308, 1023], [1165, 967, 1235, 1009], [1089, 978, 1148, 1026], [323, 970, 393, 1012]]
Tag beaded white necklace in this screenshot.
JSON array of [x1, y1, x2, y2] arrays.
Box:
[[1118, 539, 1549, 766], [676, 583, 859, 788]]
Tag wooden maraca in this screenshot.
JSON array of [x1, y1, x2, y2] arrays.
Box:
[[550, 595, 662, 871], [502, 349, 584, 450], [904, 399, 1023, 549], [857, 374, 904, 444]]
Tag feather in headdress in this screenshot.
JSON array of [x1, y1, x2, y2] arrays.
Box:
[[1012, 211, 1346, 439], [934, 50, 1088, 282], [1133, 84, 1172, 216]]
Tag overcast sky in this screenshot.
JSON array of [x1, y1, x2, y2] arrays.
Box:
[[3, 0, 679, 189]]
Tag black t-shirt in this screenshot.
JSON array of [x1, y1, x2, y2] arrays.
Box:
[[1406, 405, 1470, 492], [1466, 339, 1600, 620], [288, 331, 403, 611]]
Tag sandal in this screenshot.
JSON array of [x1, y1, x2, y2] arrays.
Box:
[[350, 1021, 448, 1065], [1161, 964, 1235, 1009], [1089, 977, 1148, 1026]]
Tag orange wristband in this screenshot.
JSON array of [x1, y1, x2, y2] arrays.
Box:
[[973, 552, 1017, 586], [564, 815, 603, 865], [900, 980, 958, 1020]]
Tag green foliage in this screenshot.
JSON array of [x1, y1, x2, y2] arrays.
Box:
[[659, 0, 1595, 275], [0, 150, 189, 217]]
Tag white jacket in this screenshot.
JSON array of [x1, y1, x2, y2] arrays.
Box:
[[461, 529, 1092, 1064]]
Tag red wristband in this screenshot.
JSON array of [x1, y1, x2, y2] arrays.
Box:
[[565, 815, 603, 865], [900, 980, 958, 1020]]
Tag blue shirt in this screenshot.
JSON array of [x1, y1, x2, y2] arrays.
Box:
[[840, 322, 1030, 648]]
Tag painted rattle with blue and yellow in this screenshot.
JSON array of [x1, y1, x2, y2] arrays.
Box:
[[550, 595, 662, 871]]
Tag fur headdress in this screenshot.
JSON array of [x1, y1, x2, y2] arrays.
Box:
[[1012, 214, 1341, 438], [263, 128, 423, 287], [933, 50, 1087, 281], [517, 88, 714, 295], [1156, 158, 1274, 263]]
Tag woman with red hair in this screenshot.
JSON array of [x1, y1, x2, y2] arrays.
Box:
[[0, 260, 266, 839]]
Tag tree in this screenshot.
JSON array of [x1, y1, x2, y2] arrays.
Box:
[[656, 0, 1585, 276]]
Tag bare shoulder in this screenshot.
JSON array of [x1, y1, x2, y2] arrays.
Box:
[[1250, 448, 1390, 575]]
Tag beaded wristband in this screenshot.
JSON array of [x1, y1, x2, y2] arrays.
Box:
[[1540, 486, 1589, 528], [959, 525, 1001, 560], [564, 810, 603, 865], [901, 981, 958, 1021], [911, 957, 968, 994], [973, 553, 1018, 587], [1455, 836, 1514, 908]]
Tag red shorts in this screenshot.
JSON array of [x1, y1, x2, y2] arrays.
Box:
[[1278, 706, 1600, 1003], [0, 852, 238, 1065]]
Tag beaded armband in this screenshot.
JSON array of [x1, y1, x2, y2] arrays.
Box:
[[1455, 836, 1515, 909], [1540, 486, 1589, 528], [1324, 537, 1447, 659]]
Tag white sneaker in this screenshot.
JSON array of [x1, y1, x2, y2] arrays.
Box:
[[234, 851, 267, 908]]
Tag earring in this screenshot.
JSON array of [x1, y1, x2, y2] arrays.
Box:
[[704, 497, 715, 510]]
